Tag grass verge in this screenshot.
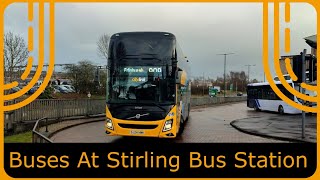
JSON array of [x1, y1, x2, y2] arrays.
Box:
[[4, 131, 32, 143]]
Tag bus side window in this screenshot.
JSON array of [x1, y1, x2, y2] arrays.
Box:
[[248, 89, 252, 98], [261, 86, 266, 99], [270, 91, 276, 100], [258, 89, 262, 99]]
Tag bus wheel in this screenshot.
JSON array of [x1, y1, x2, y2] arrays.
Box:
[[278, 105, 284, 115], [254, 105, 260, 112], [186, 103, 191, 121], [177, 116, 185, 136]]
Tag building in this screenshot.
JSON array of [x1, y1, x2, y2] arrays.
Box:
[[279, 54, 314, 75], [304, 35, 317, 56], [279, 34, 317, 78]]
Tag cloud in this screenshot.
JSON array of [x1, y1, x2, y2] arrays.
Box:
[[4, 2, 316, 81]]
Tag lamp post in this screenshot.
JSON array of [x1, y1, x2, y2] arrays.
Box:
[[217, 53, 235, 97], [202, 72, 205, 96], [245, 64, 256, 83]]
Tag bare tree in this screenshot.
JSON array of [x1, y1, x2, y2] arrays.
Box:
[[4, 31, 29, 82], [64, 60, 96, 94], [97, 33, 110, 60]]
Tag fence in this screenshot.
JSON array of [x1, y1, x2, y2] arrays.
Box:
[[190, 96, 246, 106], [5, 99, 105, 123], [32, 117, 53, 143]]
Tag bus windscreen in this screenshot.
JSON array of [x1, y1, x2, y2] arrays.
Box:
[[107, 66, 175, 104]]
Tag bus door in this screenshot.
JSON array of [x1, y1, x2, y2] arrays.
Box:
[[180, 86, 188, 119], [176, 70, 184, 125], [247, 88, 257, 108]]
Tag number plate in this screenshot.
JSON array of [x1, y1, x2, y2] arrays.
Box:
[[130, 130, 145, 135]]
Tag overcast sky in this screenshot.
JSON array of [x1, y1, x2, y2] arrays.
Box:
[[4, 3, 317, 81]]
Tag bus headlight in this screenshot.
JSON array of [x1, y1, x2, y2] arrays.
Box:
[[163, 119, 173, 132], [105, 118, 113, 130]]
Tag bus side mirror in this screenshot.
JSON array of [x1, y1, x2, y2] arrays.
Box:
[[176, 71, 182, 84], [172, 58, 178, 63]]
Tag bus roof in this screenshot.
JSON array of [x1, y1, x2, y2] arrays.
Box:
[[110, 31, 176, 39], [247, 80, 293, 86]]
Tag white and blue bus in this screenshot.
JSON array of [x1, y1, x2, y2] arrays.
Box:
[[247, 80, 316, 114]]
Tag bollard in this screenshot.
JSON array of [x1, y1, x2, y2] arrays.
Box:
[[45, 118, 48, 133]]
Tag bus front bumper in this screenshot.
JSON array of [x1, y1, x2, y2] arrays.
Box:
[[105, 119, 177, 138]]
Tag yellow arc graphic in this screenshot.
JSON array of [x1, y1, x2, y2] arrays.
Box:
[[3, 2, 45, 101], [285, 58, 298, 81], [2, 2, 55, 111], [263, 2, 317, 113], [3, 81, 18, 90], [3, 14, 35, 91], [301, 82, 318, 91], [21, 56, 34, 80]]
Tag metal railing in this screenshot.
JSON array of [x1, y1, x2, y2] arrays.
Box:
[[32, 117, 53, 143], [190, 96, 246, 106], [8, 99, 106, 123]]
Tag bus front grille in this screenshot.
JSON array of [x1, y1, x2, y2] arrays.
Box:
[[118, 123, 158, 129]]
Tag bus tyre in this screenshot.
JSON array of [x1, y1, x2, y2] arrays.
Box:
[[186, 103, 191, 121], [278, 105, 284, 115], [177, 116, 185, 136]]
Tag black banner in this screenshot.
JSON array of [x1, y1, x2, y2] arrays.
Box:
[[4, 143, 317, 178]]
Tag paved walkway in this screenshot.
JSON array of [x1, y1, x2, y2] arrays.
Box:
[[231, 113, 316, 143], [38, 116, 105, 138]]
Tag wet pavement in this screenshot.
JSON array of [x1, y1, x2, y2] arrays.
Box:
[[231, 112, 316, 143], [51, 102, 296, 143]]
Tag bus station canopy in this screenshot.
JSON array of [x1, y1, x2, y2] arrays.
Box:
[[304, 35, 317, 49]]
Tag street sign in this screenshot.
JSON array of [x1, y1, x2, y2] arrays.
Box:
[[208, 87, 217, 97]]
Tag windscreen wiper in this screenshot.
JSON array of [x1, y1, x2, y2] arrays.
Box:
[[109, 102, 168, 112], [139, 53, 162, 61], [136, 102, 167, 112], [108, 102, 142, 109], [118, 55, 140, 61]]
